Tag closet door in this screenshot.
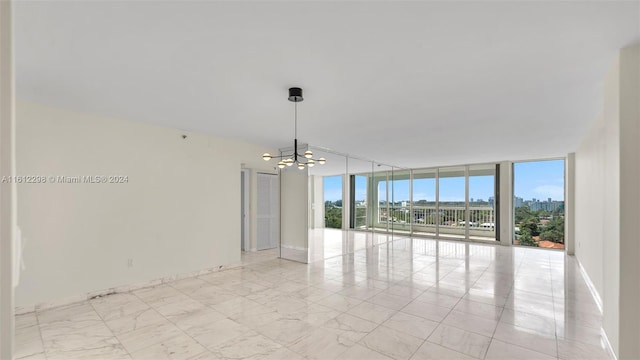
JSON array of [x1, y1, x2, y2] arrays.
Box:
[[257, 173, 279, 250]]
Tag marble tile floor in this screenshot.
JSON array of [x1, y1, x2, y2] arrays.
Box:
[[15, 232, 612, 360]]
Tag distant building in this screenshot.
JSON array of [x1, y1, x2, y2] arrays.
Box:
[[514, 196, 524, 208], [514, 196, 564, 212]]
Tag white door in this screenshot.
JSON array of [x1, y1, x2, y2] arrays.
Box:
[[257, 173, 279, 250]]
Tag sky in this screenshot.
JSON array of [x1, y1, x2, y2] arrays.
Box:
[[513, 160, 565, 201], [323, 160, 565, 202]]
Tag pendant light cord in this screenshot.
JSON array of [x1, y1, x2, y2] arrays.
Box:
[[294, 101, 298, 160]]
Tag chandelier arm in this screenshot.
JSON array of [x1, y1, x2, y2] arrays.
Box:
[[268, 153, 295, 160]]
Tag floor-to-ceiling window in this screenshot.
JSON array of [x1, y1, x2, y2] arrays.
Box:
[[468, 164, 496, 241], [347, 156, 374, 231], [350, 174, 368, 229], [390, 170, 411, 235], [340, 159, 566, 246], [323, 176, 343, 229], [438, 166, 466, 239], [513, 160, 565, 248], [373, 165, 393, 232], [411, 169, 437, 237], [350, 164, 498, 241]]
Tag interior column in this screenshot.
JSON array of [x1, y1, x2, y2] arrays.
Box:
[[498, 161, 513, 246]]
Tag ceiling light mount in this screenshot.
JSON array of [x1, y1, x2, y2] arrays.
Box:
[[288, 87, 303, 102], [261, 87, 326, 170]]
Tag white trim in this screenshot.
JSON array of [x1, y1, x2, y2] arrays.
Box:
[[565, 153, 576, 255], [575, 256, 617, 359], [280, 245, 308, 251], [342, 172, 349, 230], [601, 327, 618, 360], [15, 261, 244, 315], [464, 166, 470, 239], [0, 1, 15, 357], [576, 256, 603, 314], [241, 168, 250, 252]]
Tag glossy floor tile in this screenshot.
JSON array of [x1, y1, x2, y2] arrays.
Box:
[[15, 230, 612, 359]]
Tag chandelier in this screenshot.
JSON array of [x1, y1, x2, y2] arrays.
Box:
[[262, 87, 326, 170]]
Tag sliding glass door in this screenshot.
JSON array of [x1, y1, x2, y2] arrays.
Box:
[[390, 169, 411, 236], [468, 164, 496, 241], [345, 162, 499, 242], [373, 164, 393, 232], [351, 175, 368, 229], [438, 166, 466, 239], [411, 169, 437, 237]]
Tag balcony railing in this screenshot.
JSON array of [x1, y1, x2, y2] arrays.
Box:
[[353, 204, 496, 238], [380, 205, 495, 230]]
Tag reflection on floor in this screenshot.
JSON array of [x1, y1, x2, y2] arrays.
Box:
[[15, 229, 611, 359], [344, 228, 498, 246]]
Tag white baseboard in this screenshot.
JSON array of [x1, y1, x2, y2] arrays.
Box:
[[281, 245, 308, 251], [601, 327, 618, 360], [575, 256, 603, 314], [574, 256, 616, 359], [15, 262, 243, 315]]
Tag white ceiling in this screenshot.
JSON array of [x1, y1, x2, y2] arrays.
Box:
[[14, 1, 640, 169]]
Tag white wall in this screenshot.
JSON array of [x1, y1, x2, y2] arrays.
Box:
[[15, 101, 276, 308], [280, 168, 308, 263], [0, 0, 16, 356], [575, 52, 620, 356], [574, 73, 616, 297], [309, 175, 324, 229], [617, 44, 640, 359], [574, 44, 640, 359]]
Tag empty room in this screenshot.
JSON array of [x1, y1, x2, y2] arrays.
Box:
[[0, 1, 639, 360]]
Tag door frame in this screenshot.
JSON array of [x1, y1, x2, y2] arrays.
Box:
[[241, 169, 250, 252]]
